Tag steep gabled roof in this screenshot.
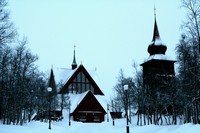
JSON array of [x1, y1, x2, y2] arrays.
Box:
[[71, 91, 107, 115], [58, 65, 104, 95], [69, 91, 89, 113], [48, 68, 57, 95]]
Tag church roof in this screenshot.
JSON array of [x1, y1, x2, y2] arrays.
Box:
[[69, 91, 107, 114], [53, 67, 77, 86], [48, 68, 57, 95], [53, 64, 104, 95], [141, 54, 175, 66]]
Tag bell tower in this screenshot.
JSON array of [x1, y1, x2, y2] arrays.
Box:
[[140, 13, 176, 96]]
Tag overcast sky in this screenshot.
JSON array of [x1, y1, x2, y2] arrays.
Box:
[[8, 0, 186, 97]]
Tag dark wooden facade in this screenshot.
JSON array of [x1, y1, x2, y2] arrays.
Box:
[[141, 59, 176, 102], [141, 17, 176, 93], [71, 91, 106, 122], [59, 64, 106, 123], [141, 59, 175, 91]]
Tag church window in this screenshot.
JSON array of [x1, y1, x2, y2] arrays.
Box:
[[68, 84, 73, 93], [77, 73, 81, 82], [86, 84, 90, 92], [68, 71, 95, 94], [78, 83, 81, 93], [81, 72, 85, 81], [82, 83, 85, 92], [91, 86, 94, 93]]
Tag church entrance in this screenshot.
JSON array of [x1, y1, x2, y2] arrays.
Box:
[[73, 112, 103, 123]]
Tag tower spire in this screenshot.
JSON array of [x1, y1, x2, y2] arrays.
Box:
[[152, 16, 160, 41], [48, 67, 56, 95], [147, 8, 167, 56], [72, 45, 77, 70], [153, 5, 160, 41]]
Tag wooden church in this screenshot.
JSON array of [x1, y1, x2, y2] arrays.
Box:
[[50, 48, 107, 123], [140, 15, 176, 113]]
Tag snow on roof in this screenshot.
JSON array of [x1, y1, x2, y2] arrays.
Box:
[[87, 69, 105, 94], [53, 67, 77, 85], [69, 91, 88, 113], [53, 65, 105, 95], [143, 54, 176, 64], [150, 37, 166, 46], [95, 94, 108, 112], [68, 91, 108, 113]]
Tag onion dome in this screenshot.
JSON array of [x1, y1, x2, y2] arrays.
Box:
[[147, 18, 167, 55]]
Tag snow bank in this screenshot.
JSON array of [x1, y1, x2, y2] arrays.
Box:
[[1, 112, 200, 133]]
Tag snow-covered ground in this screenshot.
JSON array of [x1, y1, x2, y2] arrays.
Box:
[[0, 110, 200, 133]]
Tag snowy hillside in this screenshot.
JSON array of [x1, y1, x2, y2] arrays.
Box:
[[0, 110, 200, 133]]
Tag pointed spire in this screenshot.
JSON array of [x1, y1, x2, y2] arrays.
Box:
[[147, 9, 167, 56], [152, 18, 160, 41], [152, 6, 160, 41], [48, 67, 57, 95], [72, 45, 77, 70]]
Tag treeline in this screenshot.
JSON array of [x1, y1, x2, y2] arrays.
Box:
[[112, 0, 200, 125], [0, 0, 49, 125], [174, 0, 200, 124]]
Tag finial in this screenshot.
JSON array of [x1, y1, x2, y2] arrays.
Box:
[[154, 4, 156, 20], [72, 44, 77, 69], [74, 44, 76, 51], [73, 44, 76, 63]]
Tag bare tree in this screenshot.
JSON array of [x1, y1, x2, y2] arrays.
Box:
[[181, 0, 200, 51], [180, 0, 200, 124], [0, 0, 16, 48], [113, 69, 135, 118]]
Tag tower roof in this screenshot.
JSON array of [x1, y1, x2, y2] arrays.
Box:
[[72, 45, 77, 69], [48, 67, 57, 95], [59, 64, 104, 95], [147, 17, 167, 55]]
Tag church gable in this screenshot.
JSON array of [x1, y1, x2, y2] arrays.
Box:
[[59, 65, 104, 95], [71, 91, 106, 122], [72, 91, 106, 114]]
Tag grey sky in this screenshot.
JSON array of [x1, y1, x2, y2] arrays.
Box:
[[8, 0, 186, 97]]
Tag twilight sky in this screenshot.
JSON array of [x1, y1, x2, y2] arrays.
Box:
[[8, 0, 186, 97]]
